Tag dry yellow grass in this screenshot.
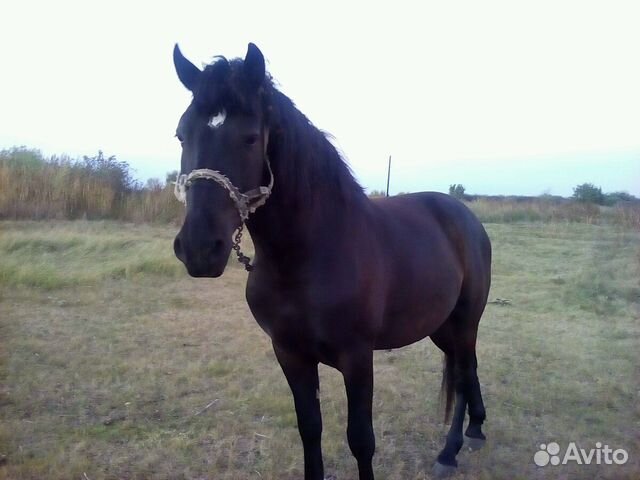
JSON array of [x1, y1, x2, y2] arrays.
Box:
[[1, 221, 639, 479]]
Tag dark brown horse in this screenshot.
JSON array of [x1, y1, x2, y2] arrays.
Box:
[[172, 43, 491, 479]]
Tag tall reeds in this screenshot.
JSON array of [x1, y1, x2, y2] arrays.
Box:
[[1, 146, 638, 229], [0, 147, 182, 223]]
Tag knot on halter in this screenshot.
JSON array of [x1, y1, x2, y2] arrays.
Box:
[[173, 156, 274, 221]]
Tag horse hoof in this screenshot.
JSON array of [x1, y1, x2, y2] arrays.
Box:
[[465, 435, 486, 451], [432, 461, 457, 478]]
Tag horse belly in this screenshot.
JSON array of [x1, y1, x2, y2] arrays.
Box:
[[375, 266, 461, 349], [374, 306, 452, 349]]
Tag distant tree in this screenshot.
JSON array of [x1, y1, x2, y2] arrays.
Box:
[[145, 178, 163, 191], [604, 191, 637, 206], [572, 183, 605, 205], [539, 189, 553, 200], [81, 151, 138, 194], [166, 170, 179, 186], [0, 146, 45, 168], [368, 189, 386, 198], [448, 184, 466, 199]]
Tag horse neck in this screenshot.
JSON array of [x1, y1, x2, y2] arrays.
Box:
[[247, 175, 365, 263], [246, 130, 368, 262]]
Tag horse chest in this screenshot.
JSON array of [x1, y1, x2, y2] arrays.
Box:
[[248, 277, 304, 323], [246, 276, 360, 362]]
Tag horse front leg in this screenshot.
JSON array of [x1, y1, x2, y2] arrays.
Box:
[[273, 343, 324, 480], [341, 348, 376, 480]]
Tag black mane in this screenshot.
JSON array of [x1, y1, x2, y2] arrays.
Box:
[[194, 57, 366, 206]]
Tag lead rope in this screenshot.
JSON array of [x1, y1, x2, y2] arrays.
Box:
[[231, 223, 253, 271], [174, 128, 272, 272]]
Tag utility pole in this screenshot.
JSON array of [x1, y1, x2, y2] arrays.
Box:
[[386, 155, 392, 197]]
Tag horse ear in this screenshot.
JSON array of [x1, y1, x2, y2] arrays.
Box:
[[244, 43, 265, 90], [173, 44, 201, 91]]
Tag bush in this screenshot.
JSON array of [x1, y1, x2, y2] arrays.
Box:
[[572, 183, 604, 205], [604, 191, 637, 206], [449, 184, 466, 199]]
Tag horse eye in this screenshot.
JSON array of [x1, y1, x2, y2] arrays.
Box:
[[244, 134, 259, 146], [175, 133, 184, 144]]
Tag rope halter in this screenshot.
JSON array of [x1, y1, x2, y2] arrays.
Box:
[[173, 128, 273, 271], [173, 156, 274, 221]]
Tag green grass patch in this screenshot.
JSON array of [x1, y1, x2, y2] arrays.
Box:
[[0, 221, 186, 289]]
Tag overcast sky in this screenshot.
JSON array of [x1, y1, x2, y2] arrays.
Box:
[[1, 0, 638, 196]]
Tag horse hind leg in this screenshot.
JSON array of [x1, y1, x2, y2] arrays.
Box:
[[452, 302, 487, 450], [430, 320, 465, 477], [463, 348, 486, 451], [429, 306, 487, 476]]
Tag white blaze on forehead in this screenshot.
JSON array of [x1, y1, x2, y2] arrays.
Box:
[[208, 109, 227, 129]]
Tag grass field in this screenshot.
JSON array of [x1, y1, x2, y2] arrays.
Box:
[[1, 220, 639, 479]]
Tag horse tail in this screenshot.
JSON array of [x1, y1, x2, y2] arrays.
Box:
[[440, 352, 456, 423]]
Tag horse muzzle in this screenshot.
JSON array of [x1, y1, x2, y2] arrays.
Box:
[[173, 229, 231, 278]]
